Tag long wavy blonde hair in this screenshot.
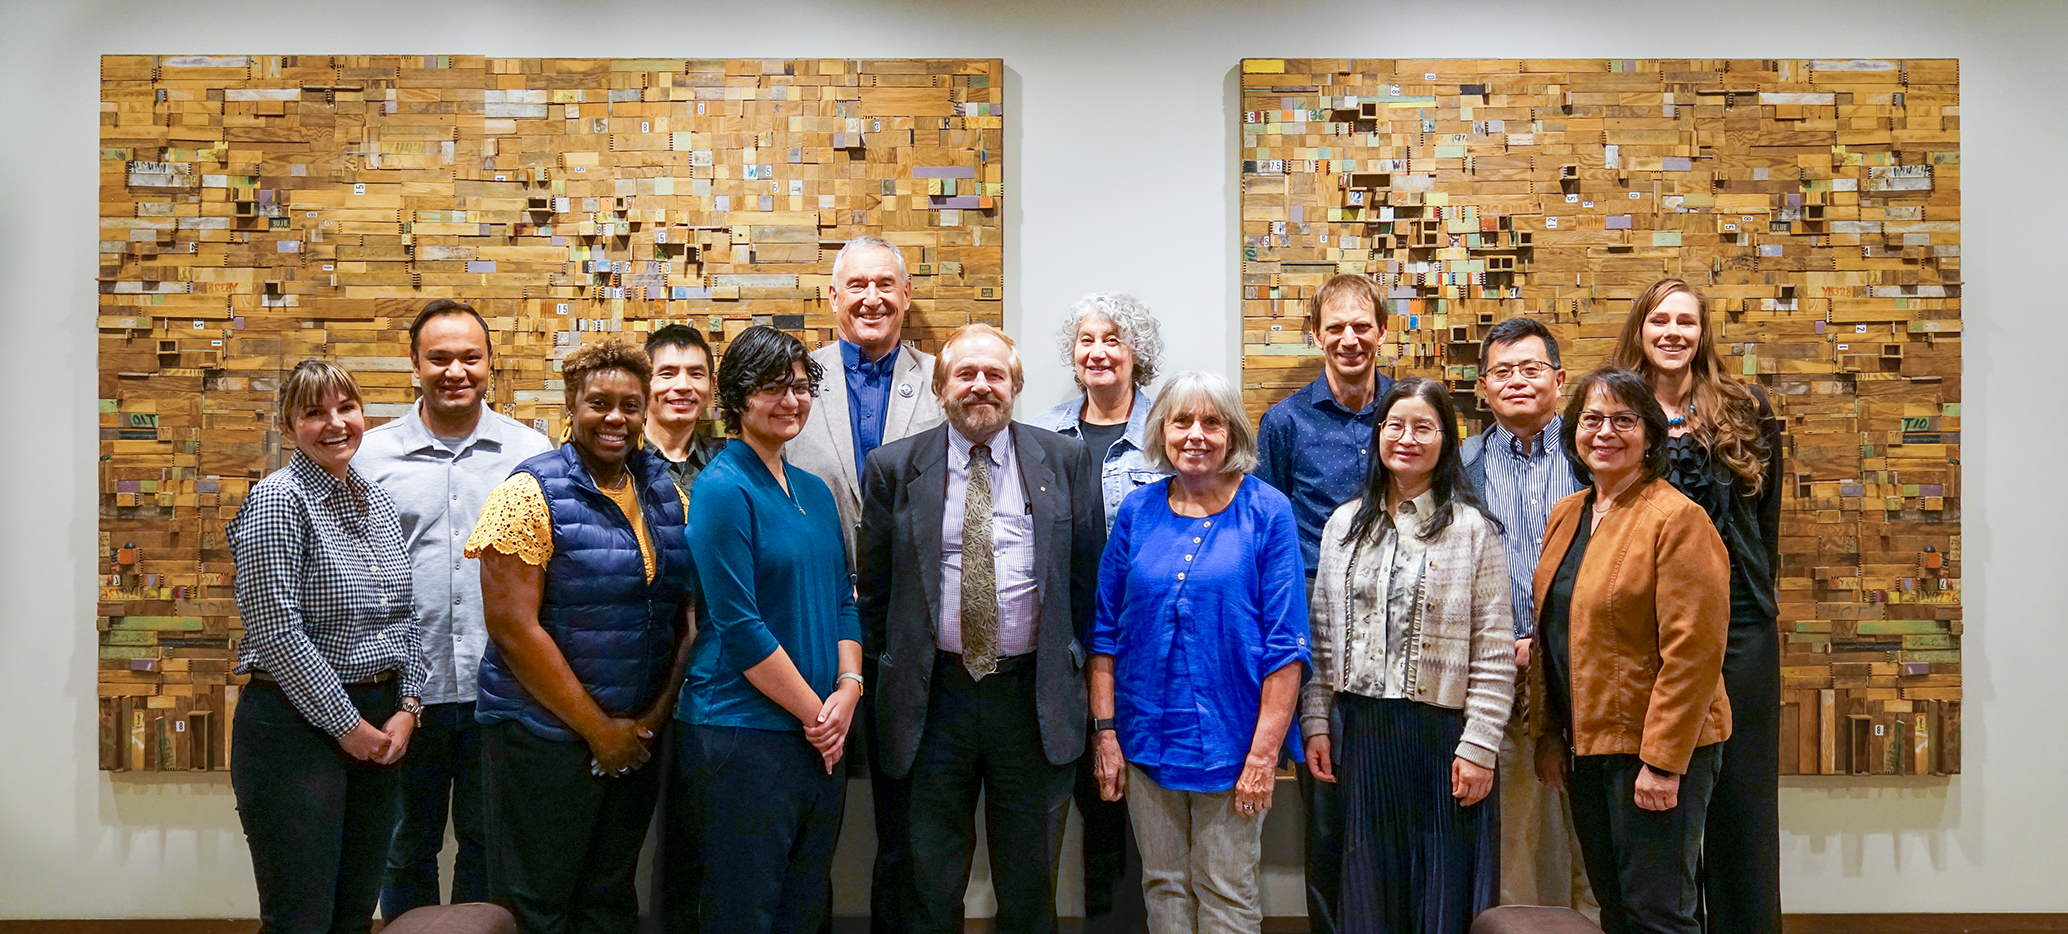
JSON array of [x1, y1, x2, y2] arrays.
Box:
[[1608, 278, 1772, 494]]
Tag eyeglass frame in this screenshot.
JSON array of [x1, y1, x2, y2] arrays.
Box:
[[1379, 419, 1445, 443], [1481, 359, 1558, 384], [1575, 409, 1644, 434], [749, 379, 817, 399]]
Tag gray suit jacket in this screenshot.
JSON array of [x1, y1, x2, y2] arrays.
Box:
[[787, 340, 944, 565], [857, 422, 1105, 778]]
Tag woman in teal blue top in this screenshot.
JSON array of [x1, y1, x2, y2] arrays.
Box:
[[677, 325, 863, 934], [1088, 371, 1310, 934]]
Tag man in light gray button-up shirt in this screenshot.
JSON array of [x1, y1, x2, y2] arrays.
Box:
[[356, 300, 552, 918]]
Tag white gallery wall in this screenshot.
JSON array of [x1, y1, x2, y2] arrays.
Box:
[[3, 0, 2064, 918]]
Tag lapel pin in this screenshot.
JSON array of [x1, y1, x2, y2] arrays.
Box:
[[898, 383, 915, 397]]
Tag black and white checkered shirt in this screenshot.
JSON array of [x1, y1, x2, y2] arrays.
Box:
[[227, 452, 425, 737]]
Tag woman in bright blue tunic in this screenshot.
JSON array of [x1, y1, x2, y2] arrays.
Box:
[[1087, 371, 1310, 934]]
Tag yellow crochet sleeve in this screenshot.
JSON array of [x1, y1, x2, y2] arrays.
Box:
[[465, 473, 554, 567]]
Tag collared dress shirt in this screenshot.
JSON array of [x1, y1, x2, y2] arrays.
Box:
[[356, 401, 553, 704], [226, 452, 426, 737], [1256, 371, 1396, 576], [1479, 416, 1578, 638], [654, 433, 723, 500], [1089, 475, 1311, 793], [840, 339, 901, 480], [1027, 390, 1162, 531], [938, 425, 1038, 658], [1337, 490, 1437, 700]]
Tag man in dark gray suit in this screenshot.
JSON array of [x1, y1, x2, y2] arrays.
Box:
[[857, 323, 1104, 934]]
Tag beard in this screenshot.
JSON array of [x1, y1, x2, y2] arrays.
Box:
[[946, 391, 1010, 440]]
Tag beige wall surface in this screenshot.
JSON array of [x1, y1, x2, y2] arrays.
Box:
[[4, 0, 2064, 918]]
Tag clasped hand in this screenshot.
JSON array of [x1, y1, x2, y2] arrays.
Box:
[[339, 712, 415, 766], [804, 682, 861, 774], [586, 717, 655, 777]]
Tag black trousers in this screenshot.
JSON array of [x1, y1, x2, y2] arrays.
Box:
[[232, 679, 402, 934], [693, 724, 846, 934], [482, 721, 661, 934], [905, 654, 1075, 934], [1700, 614, 1783, 934], [1569, 745, 1722, 934], [1299, 762, 1344, 934], [861, 692, 914, 934], [380, 700, 487, 919], [649, 718, 698, 934], [1072, 759, 1147, 934]]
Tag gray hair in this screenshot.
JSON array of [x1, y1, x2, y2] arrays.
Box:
[[1058, 292, 1163, 390], [830, 235, 908, 284], [1142, 371, 1259, 476]]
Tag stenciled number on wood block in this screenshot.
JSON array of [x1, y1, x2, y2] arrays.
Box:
[[1238, 58, 1959, 775], [97, 55, 1004, 770]]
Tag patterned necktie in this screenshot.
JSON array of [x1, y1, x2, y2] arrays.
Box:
[[961, 443, 999, 679]]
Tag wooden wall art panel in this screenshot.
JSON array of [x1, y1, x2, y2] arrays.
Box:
[[96, 55, 1004, 770], [1238, 58, 1959, 775]]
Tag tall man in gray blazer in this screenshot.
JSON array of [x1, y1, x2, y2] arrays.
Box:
[[788, 235, 945, 560], [858, 325, 1104, 934], [786, 234, 943, 934]]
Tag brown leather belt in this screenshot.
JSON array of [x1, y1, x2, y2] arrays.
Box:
[[246, 669, 395, 688]]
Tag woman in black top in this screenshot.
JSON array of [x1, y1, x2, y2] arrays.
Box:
[[1611, 278, 1785, 934]]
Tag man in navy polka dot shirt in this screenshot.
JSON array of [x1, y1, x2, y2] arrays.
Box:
[[1252, 271, 1393, 934]]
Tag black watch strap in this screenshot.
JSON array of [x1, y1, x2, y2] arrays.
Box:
[[1092, 718, 1117, 733]]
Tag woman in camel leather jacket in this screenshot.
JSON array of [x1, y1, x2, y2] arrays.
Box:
[[1524, 366, 1732, 934], [1525, 478, 1732, 773]]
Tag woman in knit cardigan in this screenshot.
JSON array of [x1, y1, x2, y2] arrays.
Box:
[[1302, 376, 1517, 934]]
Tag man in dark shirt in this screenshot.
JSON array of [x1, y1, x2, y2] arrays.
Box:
[[1253, 273, 1393, 934], [643, 322, 721, 934], [643, 324, 722, 496]]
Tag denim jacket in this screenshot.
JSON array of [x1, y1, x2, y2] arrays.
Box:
[[1027, 390, 1162, 531]]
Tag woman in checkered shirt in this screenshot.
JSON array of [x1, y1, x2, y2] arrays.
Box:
[[226, 359, 426, 934]]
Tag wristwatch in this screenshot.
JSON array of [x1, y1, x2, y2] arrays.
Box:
[[838, 672, 865, 695], [398, 698, 424, 728], [1091, 718, 1117, 733]]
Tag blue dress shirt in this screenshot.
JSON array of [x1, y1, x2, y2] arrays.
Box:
[[1256, 371, 1395, 576], [1478, 417, 1579, 638], [840, 339, 901, 479], [1089, 475, 1311, 793]]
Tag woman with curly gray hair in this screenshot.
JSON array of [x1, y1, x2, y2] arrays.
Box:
[[1029, 292, 1166, 528], [1027, 291, 1164, 930]]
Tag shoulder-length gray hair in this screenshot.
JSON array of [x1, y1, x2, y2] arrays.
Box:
[[1142, 371, 1259, 476], [1057, 292, 1163, 390]]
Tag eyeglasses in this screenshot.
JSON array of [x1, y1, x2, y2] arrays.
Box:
[[1483, 360, 1554, 383], [751, 380, 815, 399], [1381, 420, 1442, 443], [1576, 411, 1643, 433]]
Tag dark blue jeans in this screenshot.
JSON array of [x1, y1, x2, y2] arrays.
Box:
[[380, 700, 486, 919], [691, 724, 845, 934], [232, 679, 402, 934]]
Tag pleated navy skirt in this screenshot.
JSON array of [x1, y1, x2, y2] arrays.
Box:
[[1336, 693, 1499, 934]]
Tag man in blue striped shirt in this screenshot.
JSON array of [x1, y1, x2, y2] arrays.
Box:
[[1459, 316, 1595, 919]]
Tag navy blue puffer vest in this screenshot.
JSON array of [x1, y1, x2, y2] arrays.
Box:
[[476, 444, 690, 742]]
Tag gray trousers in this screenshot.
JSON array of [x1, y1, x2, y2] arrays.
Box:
[[1125, 765, 1266, 934]]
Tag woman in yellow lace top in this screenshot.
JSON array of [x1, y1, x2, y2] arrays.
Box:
[[464, 338, 696, 934]]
